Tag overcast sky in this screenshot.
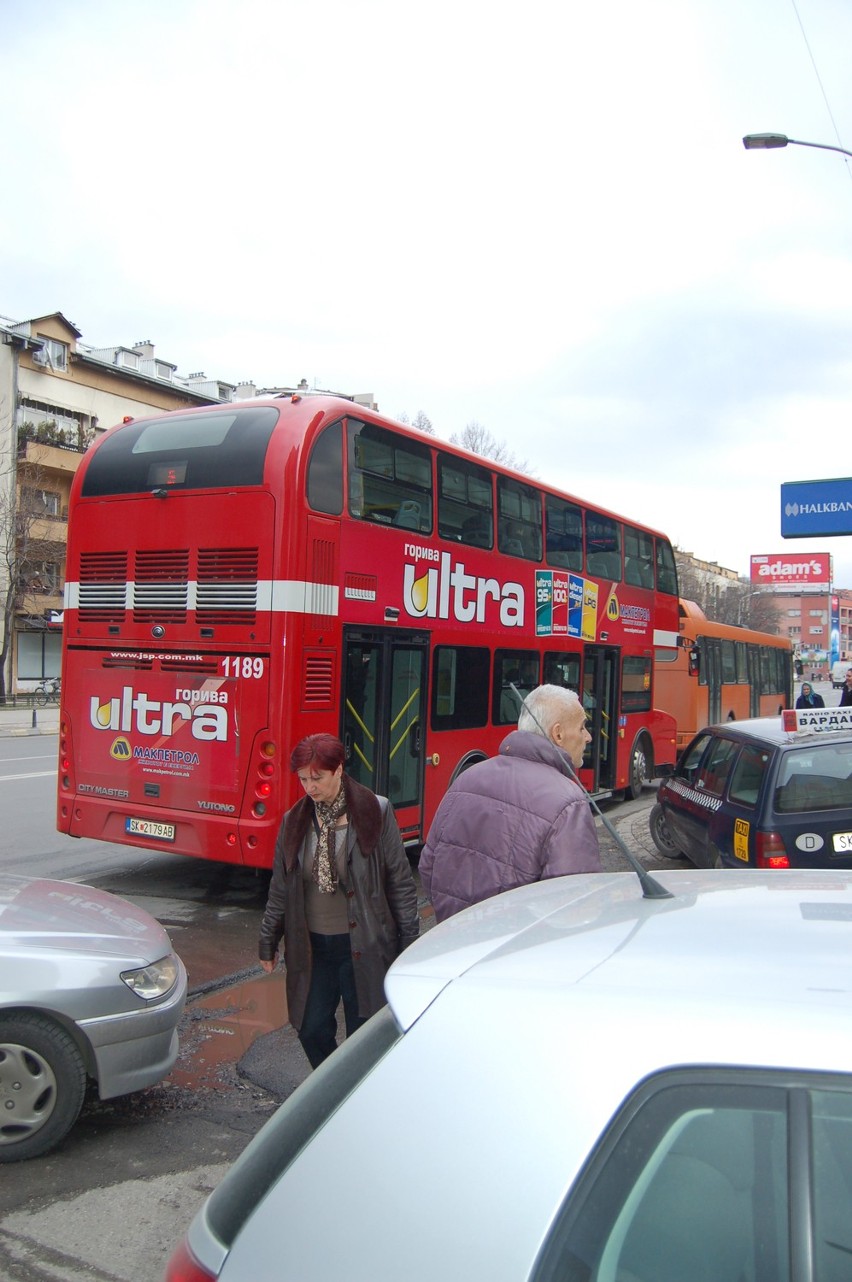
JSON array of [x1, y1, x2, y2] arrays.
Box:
[[3, 0, 852, 587]]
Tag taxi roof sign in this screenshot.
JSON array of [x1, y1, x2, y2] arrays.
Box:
[[782, 707, 852, 734]]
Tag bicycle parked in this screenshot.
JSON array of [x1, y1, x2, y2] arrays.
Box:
[[34, 677, 61, 706]]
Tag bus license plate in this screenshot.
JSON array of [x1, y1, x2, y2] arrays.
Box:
[[832, 832, 852, 853], [126, 817, 176, 842]]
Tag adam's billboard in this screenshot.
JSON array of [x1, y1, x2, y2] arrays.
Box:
[[750, 553, 831, 592]]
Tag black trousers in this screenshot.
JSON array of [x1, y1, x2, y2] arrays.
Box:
[[299, 931, 365, 1068]]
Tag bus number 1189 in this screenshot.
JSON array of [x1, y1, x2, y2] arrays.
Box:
[[221, 657, 265, 678]]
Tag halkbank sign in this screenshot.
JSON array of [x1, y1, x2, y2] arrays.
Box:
[[781, 478, 852, 538]]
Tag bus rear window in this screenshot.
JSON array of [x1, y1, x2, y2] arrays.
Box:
[[81, 406, 279, 496]]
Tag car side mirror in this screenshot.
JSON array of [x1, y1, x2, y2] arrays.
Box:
[[688, 646, 700, 677]]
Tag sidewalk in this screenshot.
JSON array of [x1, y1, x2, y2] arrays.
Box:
[[0, 703, 60, 736]]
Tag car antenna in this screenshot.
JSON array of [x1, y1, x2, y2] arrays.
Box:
[[510, 685, 674, 901]]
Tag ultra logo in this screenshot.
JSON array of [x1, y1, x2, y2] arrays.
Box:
[[402, 549, 524, 627], [90, 686, 228, 742]]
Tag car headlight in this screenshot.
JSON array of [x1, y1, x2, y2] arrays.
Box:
[[121, 953, 180, 999]]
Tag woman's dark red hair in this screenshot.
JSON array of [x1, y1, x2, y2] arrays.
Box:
[[290, 733, 345, 774]]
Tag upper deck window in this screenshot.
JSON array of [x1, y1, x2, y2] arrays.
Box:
[[80, 406, 279, 496], [586, 512, 621, 580], [497, 477, 542, 561], [656, 538, 679, 596], [623, 526, 655, 589], [347, 420, 433, 533], [437, 455, 493, 547], [545, 496, 583, 572]]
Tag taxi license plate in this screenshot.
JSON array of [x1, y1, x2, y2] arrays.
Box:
[[832, 832, 852, 853], [126, 817, 176, 842]]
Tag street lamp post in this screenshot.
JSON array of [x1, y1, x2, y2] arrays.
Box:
[[743, 133, 852, 160]]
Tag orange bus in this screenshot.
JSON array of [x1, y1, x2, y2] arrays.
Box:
[[57, 393, 681, 868], [654, 598, 793, 749]]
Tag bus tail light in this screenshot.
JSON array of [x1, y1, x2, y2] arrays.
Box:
[[756, 831, 790, 869], [251, 738, 277, 817]]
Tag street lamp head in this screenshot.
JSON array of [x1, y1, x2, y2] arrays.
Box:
[[743, 133, 790, 150]]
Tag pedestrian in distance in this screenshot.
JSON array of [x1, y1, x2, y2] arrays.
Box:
[[418, 684, 602, 923], [840, 670, 852, 708], [258, 733, 419, 1069], [796, 682, 825, 710]]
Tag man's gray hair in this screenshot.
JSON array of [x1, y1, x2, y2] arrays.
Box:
[[517, 684, 582, 737]]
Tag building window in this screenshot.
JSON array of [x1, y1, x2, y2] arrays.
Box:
[[19, 562, 61, 594], [34, 337, 68, 372], [21, 487, 61, 518]]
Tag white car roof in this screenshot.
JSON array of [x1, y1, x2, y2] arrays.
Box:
[[386, 869, 852, 1058]]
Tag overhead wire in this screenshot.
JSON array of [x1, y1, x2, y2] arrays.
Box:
[[790, 0, 852, 184]]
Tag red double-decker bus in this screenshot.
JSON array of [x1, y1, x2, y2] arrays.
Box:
[[57, 394, 680, 868]]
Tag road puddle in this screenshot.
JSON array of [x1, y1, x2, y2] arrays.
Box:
[[171, 970, 288, 1089]]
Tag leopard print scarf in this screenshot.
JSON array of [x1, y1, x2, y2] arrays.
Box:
[[312, 788, 348, 893]]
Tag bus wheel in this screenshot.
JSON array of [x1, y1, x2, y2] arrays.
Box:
[[649, 803, 683, 860], [627, 735, 652, 800], [450, 753, 487, 785]]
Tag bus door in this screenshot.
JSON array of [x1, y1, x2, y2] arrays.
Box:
[[746, 646, 761, 718], [341, 628, 428, 845], [701, 637, 722, 724], [582, 646, 618, 794]]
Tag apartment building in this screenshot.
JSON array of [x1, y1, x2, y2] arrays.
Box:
[[0, 311, 237, 698]]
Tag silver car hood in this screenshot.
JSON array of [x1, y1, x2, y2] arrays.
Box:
[[0, 872, 170, 960]]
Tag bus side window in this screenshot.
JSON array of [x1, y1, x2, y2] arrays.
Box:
[[543, 652, 581, 694], [437, 455, 494, 547], [497, 477, 542, 561], [623, 525, 655, 589], [545, 496, 583, 572], [656, 538, 679, 596], [347, 420, 433, 533], [493, 649, 540, 725], [431, 646, 489, 730], [586, 513, 621, 581]]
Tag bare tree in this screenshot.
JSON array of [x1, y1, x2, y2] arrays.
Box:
[[674, 551, 780, 633], [449, 420, 533, 475], [411, 410, 434, 435], [396, 410, 435, 435]]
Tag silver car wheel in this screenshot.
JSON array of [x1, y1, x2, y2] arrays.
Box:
[[0, 1015, 87, 1161]]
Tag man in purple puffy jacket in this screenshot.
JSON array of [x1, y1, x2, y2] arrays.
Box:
[[418, 685, 602, 922]]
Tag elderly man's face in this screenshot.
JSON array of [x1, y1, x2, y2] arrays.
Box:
[[552, 702, 592, 768]]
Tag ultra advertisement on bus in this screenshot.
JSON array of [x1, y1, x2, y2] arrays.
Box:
[[346, 538, 667, 649], [66, 658, 267, 845]]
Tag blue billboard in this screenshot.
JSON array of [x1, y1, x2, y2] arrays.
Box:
[[781, 477, 852, 538]]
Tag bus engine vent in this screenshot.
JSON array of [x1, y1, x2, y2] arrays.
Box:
[[78, 551, 129, 621], [196, 547, 259, 625], [303, 650, 335, 709], [132, 550, 189, 623]]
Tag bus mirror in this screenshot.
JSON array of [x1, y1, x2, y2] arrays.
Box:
[[688, 646, 700, 677]]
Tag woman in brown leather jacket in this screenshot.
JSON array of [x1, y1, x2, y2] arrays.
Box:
[[258, 733, 419, 1068]]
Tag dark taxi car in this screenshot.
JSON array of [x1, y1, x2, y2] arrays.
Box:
[[649, 715, 852, 869]]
